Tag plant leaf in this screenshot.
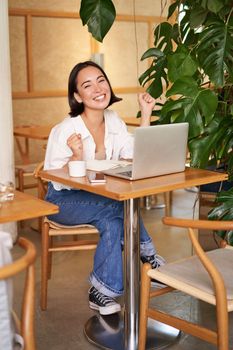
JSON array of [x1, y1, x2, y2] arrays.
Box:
[[167, 0, 179, 20], [167, 48, 198, 82], [201, 0, 225, 13], [139, 56, 168, 98], [154, 22, 173, 53], [80, 0, 116, 42], [141, 48, 164, 60], [190, 6, 208, 29], [197, 18, 233, 87]]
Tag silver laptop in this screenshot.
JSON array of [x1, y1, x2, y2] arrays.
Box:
[[102, 123, 189, 180]]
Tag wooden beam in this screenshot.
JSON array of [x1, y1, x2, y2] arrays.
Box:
[[9, 8, 164, 24], [25, 15, 33, 92]]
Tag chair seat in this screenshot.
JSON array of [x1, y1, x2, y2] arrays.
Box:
[[15, 162, 39, 173], [44, 217, 99, 235], [149, 248, 233, 309], [45, 217, 97, 229]]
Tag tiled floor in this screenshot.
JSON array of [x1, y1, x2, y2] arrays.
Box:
[[13, 189, 232, 349]]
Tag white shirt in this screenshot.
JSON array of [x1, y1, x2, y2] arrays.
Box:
[[44, 109, 134, 190]]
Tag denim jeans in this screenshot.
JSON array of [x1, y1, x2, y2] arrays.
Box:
[[46, 183, 156, 298]]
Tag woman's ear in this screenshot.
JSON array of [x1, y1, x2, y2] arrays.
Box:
[[74, 92, 82, 103]]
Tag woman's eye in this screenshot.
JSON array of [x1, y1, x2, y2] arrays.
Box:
[[98, 79, 105, 83], [84, 84, 91, 89]]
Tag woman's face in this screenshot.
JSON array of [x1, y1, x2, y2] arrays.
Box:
[[74, 66, 111, 112]]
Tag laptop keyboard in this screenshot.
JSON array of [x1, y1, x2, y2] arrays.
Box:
[[118, 170, 132, 177]]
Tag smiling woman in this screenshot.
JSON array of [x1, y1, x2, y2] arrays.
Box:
[[42, 59, 166, 316], [68, 61, 122, 118]]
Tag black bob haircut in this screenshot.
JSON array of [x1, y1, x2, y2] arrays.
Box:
[[68, 61, 122, 117]]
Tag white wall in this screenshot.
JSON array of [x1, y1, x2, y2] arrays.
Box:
[[0, 0, 17, 239]]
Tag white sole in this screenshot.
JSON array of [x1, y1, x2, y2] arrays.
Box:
[[89, 302, 121, 315]]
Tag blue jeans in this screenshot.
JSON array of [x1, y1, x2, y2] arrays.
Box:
[[45, 183, 156, 298]]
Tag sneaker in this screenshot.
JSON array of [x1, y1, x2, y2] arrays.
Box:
[[89, 286, 121, 315], [141, 254, 167, 288]]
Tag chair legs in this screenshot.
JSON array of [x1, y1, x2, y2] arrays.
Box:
[[139, 263, 151, 350], [41, 220, 50, 310], [164, 191, 172, 216], [215, 288, 229, 350], [141, 192, 172, 215], [47, 236, 53, 280]]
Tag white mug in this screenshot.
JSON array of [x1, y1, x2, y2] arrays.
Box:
[[68, 160, 86, 177]]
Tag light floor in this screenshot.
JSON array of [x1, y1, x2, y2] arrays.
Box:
[[13, 189, 232, 350]]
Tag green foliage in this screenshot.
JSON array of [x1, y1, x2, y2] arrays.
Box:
[[139, 0, 233, 174], [139, 0, 233, 244], [80, 0, 116, 42], [208, 188, 233, 245]]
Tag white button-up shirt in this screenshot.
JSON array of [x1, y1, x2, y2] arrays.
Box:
[[44, 109, 134, 190]]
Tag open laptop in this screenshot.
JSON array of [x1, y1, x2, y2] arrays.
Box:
[[102, 123, 189, 180]]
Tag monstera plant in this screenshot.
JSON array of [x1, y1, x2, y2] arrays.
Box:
[[79, 0, 233, 244]]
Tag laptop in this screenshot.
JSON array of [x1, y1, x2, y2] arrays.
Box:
[[102, 123, 189, 180]]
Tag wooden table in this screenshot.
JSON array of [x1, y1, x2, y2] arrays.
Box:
[[39, 167, 227, 350], [0, 190, 58, 223], [123, 116, 158, 127], [14, 125, 53, 164]]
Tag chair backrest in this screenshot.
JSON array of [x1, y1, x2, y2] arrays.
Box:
[[34, 161, 47, 200], [0, 236, 37, 350]]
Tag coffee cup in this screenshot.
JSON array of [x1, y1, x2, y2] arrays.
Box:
[[68, 160, 86, 177]]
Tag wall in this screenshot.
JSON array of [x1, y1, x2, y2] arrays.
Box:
[[8, 0, 168, 164], [0, 0, 17, 239]]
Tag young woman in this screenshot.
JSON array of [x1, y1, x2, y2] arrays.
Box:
[[44, 61, 165, 315]]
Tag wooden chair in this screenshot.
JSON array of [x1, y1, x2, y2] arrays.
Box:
[[0, 236, 37, 350], [15, 163, 39, 230], [139, 217, 233, 350], [34, 162, 99, 310], [15, 163, 39, 193]]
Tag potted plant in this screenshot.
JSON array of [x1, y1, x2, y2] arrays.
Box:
[[79, 0, 233, 245]]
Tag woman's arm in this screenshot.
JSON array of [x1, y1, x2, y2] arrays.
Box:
[[138, 92, 156, 127]]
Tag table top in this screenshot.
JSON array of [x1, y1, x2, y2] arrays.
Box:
[[13, 125, 53, 140], [39, 167, 228, 201], [0, 190, 58, 223], [122, 116, 158, 126]]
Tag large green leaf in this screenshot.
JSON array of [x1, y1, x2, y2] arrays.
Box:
[[197, 18, 233, 86], [190, 5, 208, 29], [165, 78, 218, 137], [139, 53, 168, 98], [80, 0, 115, 42], [208, 189, 233, 243], [209, 200, 233, 222], [141, 48, 164, 60], [167, 48, 198, 82], [189, 119, 225, 167], [154, 22, 174, 53], [201, 0, 225, 13], [167, 1, 179, 20]]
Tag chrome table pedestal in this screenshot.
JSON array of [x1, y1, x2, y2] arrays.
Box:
[[84, 198, 180, 350], [84, 314, 180, 350]]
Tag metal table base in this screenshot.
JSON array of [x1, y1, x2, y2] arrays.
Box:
[[84, 314, 180, 350], [84, 198, 180, 350]]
